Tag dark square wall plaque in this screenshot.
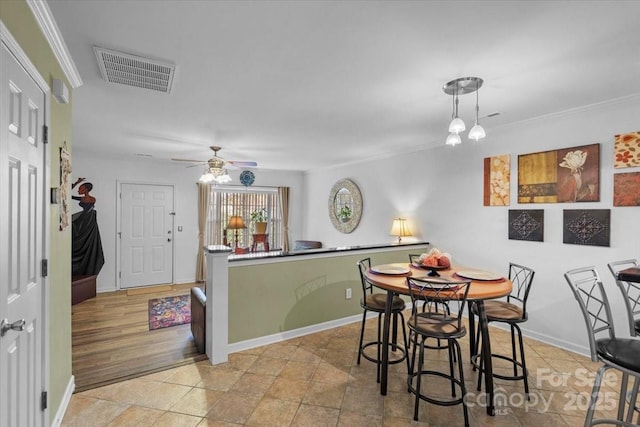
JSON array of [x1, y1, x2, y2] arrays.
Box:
[[509, 210, 544, 242], [563, 209, 610, 247]]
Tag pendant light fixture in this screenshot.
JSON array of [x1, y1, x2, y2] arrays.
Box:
[[448, 89, 465, 134], [443, 77, 485, 145], [468, 79, 486, 141]]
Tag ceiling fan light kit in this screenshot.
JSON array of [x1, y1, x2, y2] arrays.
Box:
[[443, 77, 486, 146], [173, 146, 257, 184]]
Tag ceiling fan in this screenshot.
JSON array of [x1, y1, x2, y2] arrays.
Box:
[[171, 146, 257, 183]]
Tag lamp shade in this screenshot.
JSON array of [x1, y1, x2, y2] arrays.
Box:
[[227, 215, 246, 230], [468, 123, 486, 141], [198, 170, 215, 183], [390, 218, 412, 243], [446, 132, 462, 146], [448, 117, 466, 134], [215, 172, 232, 183]]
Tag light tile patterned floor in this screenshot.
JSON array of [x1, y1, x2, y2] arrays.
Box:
[[62, 315, 634, 426]]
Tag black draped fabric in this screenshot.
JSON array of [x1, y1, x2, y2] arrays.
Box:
[[72, 209, 104, 276]]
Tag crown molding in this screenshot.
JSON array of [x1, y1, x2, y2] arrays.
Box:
[[26, 0, 82, 88], [1, 20, 49, 92]]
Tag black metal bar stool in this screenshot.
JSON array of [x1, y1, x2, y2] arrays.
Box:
[[356, 258, 409, 383], [405, 275, 471, 425], [472, 263, 535, 397]]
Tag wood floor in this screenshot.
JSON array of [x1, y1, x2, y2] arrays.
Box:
[[71, 283, 208, 392]]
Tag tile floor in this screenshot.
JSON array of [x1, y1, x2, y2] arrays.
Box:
[[62, 315, 633, 426]]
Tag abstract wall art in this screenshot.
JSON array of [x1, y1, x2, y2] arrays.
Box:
[[613, 172, 640, 206], [614, 131, 640, 168], [483, 154, 510, 206], [563, 209, 610, 247], [59, 145, 71, 231], [508, 209, 544, 242], [518, 144, 600, 203]]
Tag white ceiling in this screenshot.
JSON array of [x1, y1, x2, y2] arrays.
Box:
[[47, 0, 640, 172]]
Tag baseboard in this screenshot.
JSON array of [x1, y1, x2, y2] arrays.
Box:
[[126, 285, 174, 296], [228, 313, 365, 354], [51, 375, 75, 427], [227, 303, 413, 354], [518, 325, 590, 358], [466, 316, 591, 359]]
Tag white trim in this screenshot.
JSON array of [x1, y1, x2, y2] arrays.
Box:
[[0, 20, 49, 92], [25, 0, 82, 88], [41, 78, 52, 427], [50, 376, 75, 427], [518, 325, 590, 358], [212, 185, 278, 194], [227, 307, 593, 364], [227, 313, 370, 355]]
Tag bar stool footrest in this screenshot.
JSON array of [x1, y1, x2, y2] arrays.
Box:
[[360, 340, 407, 365], [407, 370, 466, 406], [472, 353, 528, 382]]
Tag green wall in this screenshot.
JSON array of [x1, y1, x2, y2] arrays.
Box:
[[228, 247, 426, 343], [0, 1, 73, 423]]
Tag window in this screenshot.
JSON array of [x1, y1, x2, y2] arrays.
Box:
[[205, 186, 282, 250]]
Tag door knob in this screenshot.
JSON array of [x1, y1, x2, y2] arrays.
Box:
[[1, 318, 25, 337]]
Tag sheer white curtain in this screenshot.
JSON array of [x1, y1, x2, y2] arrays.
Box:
[[195, 182, 210, 282], [278, 186, 290, 252]]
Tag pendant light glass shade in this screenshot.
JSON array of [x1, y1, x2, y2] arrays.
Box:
[[448, 117, 465, 133], [198, 170, 215, 183], [469, 123, 486, 141], [199, 168, 232, 184], [446, 132, 462, 146]]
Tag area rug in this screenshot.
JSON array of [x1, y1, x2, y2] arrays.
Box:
[[148, 295, 191, 330]]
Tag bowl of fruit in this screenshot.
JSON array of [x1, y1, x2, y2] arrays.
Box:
[[414, 248, 452, 276]]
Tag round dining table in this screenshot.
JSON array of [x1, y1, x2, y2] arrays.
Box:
[[364, 263, 512, 416]]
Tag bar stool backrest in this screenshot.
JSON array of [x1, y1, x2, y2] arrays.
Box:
[[607, 259, 640, 337], [406, 276, 471, 333], [357, 257, 374, 296], [508, 263, 535, 319], [564, 266, 616, 362]]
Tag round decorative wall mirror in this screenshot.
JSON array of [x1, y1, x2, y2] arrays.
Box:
[[328, 178, 362, 233]]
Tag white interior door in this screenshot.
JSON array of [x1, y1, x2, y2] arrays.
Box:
[[0, 41, 45, 426], [120, 183, 174, 288]]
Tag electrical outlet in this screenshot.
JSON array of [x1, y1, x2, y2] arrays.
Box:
[[345, 288, 352, 299]]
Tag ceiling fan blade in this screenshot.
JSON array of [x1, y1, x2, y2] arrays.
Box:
[[228, 160, 258, 167], [171, 158, 204, 163]]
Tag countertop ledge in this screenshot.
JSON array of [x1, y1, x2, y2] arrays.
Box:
[[224, 241, 430, 262]]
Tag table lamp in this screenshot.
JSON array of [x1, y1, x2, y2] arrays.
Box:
[[226, 215, 246, 250], [390, 218, 412, 244]]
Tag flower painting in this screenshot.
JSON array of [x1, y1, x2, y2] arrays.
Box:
[[483, 154, 510, 206], [614, 131, 640, 168], [518, 144, 600, 203], [556, 145, 599, 202]]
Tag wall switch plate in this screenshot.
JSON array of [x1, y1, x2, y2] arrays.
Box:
[[178, 226, 183, 232], [345, 288, 352, 299]]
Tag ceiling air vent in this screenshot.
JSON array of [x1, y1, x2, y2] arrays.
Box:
[[93, 46, 176, 94]]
